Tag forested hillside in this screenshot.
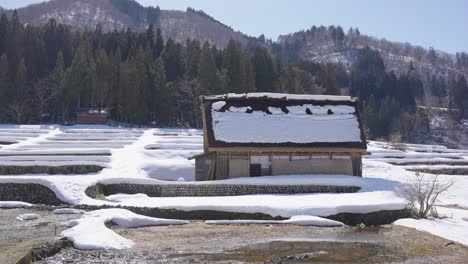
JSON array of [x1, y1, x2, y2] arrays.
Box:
[[8, 0, 468, 110], [272, 26, 468, 108]]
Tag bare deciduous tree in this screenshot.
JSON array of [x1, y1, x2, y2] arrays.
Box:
[[389, 132, 407, 151], [6, 99, 31, 124], [405, 172, 454, 219], [33, 79, 54, 123]]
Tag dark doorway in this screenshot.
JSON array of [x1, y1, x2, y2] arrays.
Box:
[[250, 164, 262, 177]]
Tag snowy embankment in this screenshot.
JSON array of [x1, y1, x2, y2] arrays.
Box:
[[107, 187, 405, 218], [61, 209, 189, 250], [365, 141, 468, 246], [100, 174, 367, 186], [394, 207, 468, 246]]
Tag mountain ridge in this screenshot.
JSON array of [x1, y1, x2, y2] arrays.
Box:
[[6, 0, 463, 56], [7, 0, 250, 48], [3, 0, 468, 103]]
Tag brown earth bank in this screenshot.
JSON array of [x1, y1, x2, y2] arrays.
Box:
[[0, 208, 80, 264], [39, 223, 468, 263], [1, 208, 467, 264]]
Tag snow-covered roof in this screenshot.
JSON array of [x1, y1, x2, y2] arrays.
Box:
[[202, 93, 366, 149], [204, 93, 355, 102]]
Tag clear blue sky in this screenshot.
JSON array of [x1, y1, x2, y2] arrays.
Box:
[[1, 0, 467, 53]]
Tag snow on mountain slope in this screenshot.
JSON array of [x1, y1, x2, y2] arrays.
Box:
[[11, 0, 249, 48]]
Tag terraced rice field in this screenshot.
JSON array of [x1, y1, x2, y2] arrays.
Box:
[[142, 130, 203, 181], [0, 127, 51, 146], [366, 141, 468, 175], [0, 127, 143, 175]]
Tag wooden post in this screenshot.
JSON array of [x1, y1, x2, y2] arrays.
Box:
[[201, 99, 209, 153]]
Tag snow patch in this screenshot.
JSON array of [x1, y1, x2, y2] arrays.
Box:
[[53, 208, 85, 215], [16, 213, 39, 221], [394, 216, 468, 246], [0, 201, 32, 208], [62, 209, 190, 250], [206, 215, 343, 227], [211, 101, 226, 111]]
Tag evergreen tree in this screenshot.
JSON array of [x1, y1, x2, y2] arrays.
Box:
[[350, 47, 385, 103], [379, 72, 397, 100], [253, 46, 274, 92], [185, 39, 201, 79], [430, 75, 447, 97], [243, 51, 256, 93], [335, 26, 345, 48], [132, 48, 151, 123], [223, 39, 255, 93], [14, 58, 27, 99], [50, 52, 66, 122], [154, 28, 164, 58], [95, 49, 112, 109], [223, 39, 244, 92], [320, 64, 340, 95], [427, 47, 437, 64], [146, 24, 155, 49], [44, 19, 58, 70], [162, 39, 184, 82], [67, 41, 95, 109], [450, 75, 468, 117], [362, 95, 378, 137], [198, 41, 220, 94], [152, 57, 169, 124], [0, 54, 12, 115], [0, 13, 8, 55]]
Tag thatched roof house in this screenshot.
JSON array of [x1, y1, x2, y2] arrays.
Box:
[[191, 93, 367, 181]]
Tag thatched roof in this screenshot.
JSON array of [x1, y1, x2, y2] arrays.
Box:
[[202, 93, 367, 150]]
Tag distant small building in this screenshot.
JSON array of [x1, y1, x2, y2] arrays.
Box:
[[75, 108, 110, 124], [190, 93, 367, 181]]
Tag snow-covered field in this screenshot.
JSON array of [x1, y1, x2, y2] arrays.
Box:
[[0, 125, 467, 248], [365, 141, 468, 246]]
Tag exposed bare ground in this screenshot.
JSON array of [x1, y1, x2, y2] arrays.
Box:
[[1, 207, 468, 264], [41, 221, 468, 263]]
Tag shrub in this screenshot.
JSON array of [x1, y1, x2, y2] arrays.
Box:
[[404, 172, 453, 219]]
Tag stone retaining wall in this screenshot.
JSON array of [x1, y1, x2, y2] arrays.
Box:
[[0, 183, 64, 205], [0, 165, 104, 175], [71, 204, 410, 226], [88, 183, 361, 197]]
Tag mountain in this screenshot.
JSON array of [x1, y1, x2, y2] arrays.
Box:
[[271, 27, 468, 107], [5, 0, 468, 106], [11, 0, 250, 47], [10, 1, 467, 90]]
